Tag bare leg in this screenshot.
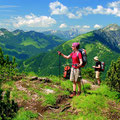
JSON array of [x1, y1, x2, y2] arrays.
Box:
[[69, 80, 76, 98], [73, 80, 76, 91], [77, 81, 81, 92], [97, 78, 101, 86]]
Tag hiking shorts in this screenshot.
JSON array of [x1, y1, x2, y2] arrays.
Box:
[[95, 71, 100, 79], [70, 67, 81, 82]]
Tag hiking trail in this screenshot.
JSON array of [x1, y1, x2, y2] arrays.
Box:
[[2, 76, 119, 120]]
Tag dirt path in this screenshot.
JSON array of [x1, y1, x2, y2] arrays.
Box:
[[82, 79, 100, 90], [13, 77, 101, 120]]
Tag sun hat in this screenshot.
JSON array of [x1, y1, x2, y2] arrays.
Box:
[[72, 42, 80, 48], [94, 56, 99, 61]]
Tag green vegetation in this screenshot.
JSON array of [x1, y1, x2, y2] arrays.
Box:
[[0, 89, 18, 120], [72, 85, 120, 120], [0, 48, 21, 85], [13, 108, 38, 120], [105, 57, 120, 92], [0, 25, 120, 120], [0, 29, 64, 60], [44, 84, 120, 120], [20, 31, 120, 81]]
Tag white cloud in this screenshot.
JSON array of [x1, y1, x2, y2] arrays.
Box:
[[83, 25, 90, 29], [108, 1, 120, 8], [94, 24, 102, 29], [13, 13, 56, 28], [50, 1, 120, 19], [77, 1, 120, 17], [59, 23, 67, 28], [49, 1, 82, 19], [49, 1, 68, 15]]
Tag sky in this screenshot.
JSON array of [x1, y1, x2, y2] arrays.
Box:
[[0, 0, 120, 33]]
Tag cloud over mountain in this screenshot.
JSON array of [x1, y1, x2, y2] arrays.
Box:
[[13, 13, 56, 28]]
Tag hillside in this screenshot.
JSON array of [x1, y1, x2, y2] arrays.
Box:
[[0, 28, 64, 60], [0, 34, 120, 120], [1, 76, 120, 120], [94, 24, 120, 52], [20, 24, 120, 79]]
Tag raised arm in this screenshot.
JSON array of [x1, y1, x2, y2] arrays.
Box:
[[57, 51, 71, 59]]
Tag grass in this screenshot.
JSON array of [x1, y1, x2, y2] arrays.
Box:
[[1, 76, 120, 120], [89, 85, 120, 100], [70, 84, 120, 120], [43, 93, 57, 106], [12, 108, 38, 120]]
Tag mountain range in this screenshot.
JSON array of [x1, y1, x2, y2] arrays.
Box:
[[0, 24, 120, 79], [0, 28, 64, 60], [20, 24, 120, 79], [43, 28, 82, 40]]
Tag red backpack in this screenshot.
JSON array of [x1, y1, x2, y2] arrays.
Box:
[[63, 66, 71, 79], [100, 61, 105, 72]]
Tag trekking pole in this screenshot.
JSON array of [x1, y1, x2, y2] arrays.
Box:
[[59, 54, 61, 83], [81, 79, 86, 95]]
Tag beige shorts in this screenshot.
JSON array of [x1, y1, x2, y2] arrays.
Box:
[[95, 71, 100, 79], [70, 67, 81, 82]]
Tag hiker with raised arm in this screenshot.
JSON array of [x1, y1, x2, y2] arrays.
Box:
[[92, 56, 101, 86], [57, 42, 83, 98]]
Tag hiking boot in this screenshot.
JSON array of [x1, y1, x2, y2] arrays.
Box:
[[69, 91, 76, 98], [77, 91, 81, 96]]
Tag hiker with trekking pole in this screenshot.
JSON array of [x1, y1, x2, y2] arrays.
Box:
[[57, 42, 83, 98]]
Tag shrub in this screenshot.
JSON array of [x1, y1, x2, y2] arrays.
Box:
[[0, 48, 21, 84], [105, 57, 120, 92], [82, 68, 95, 82], [13, 108, 38, 120], [0, 89, 18, 119]]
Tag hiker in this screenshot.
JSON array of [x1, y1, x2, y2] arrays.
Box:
[[92, 56, 101, 86], [57, 42, 83, 97]]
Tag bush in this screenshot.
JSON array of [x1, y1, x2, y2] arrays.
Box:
[[13, 108, 38, 120], [82, 68, 95, 81], [0, 48, 21, 84], [105, 57, 120, 92], [0, 89, 19, 119]]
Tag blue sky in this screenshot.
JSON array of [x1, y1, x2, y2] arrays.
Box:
[[0, 0, 120, 32]]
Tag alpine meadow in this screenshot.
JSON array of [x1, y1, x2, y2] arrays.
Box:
[[0, 23, 120, 120], [0, 0, 120, 119]]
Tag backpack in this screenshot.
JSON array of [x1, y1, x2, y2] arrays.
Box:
[[100, 61, 105, 72], [63, 66, 71, 79], [77, 49, 87, 67]]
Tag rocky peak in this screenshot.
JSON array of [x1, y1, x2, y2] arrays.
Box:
[[13, 29, 24, 35], [0, 31, 4, 36], [102, 24, 120, 31]]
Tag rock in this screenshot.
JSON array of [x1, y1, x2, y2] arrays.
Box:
[[44, 89, 54, 94], [30, 76, 38, 81], [38, 77, 52, 83]]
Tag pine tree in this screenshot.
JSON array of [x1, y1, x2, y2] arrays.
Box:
[[106, 57, 120, 92], [0, 48, 5, 65]]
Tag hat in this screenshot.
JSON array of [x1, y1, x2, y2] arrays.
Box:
[[94, 56, 99, 61], [72, 42, 80, 47]]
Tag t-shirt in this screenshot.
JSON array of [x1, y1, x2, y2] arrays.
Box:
[[70, 51, 82, 69], [95, 61, 101, 71]]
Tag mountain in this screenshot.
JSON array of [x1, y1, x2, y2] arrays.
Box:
[[0, 28, 64, 60], [20, 24, 120, 79], [94, 24, 120, 52], [43, 28, 82, 40]]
